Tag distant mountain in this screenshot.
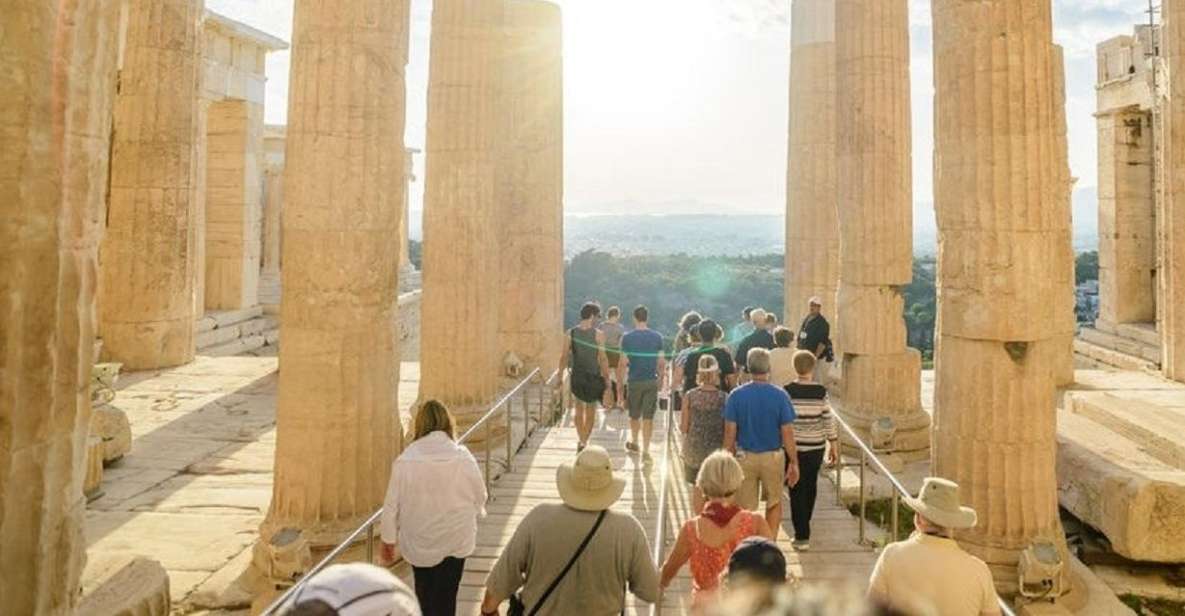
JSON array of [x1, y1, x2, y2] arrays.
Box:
[[410, 189, 1102, 256]]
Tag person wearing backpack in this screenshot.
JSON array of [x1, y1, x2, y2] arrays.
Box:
[[479, 446, 659, 616]]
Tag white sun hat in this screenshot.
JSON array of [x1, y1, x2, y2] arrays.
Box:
[[284, 563, 421, 616], [904, 477, 979, 530], [556, 445, 627, 512]]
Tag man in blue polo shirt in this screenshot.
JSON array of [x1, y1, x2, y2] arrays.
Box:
[[620, 305, 666, 462], [723, 347, 799, 533]]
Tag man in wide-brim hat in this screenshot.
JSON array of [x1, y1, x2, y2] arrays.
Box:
[[867, 477, 1003, 616], [480, 446, 659, 616]]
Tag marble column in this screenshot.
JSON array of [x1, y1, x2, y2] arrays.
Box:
[[260, 0, 408, 548], [785, 0, 840, 330], [1051, 45, 1077, 386], [833, 0, 929, 458], [498, 0, 564, 372], [0, 1, 120, 613], [420, 0, 506, 419], [1163, 0, 1185, 382], [932, 0, 1071, 592], [99, 0, 203, 370]]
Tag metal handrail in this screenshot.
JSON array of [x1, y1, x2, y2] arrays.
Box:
[[830, 411, 1016, 616], [262, 366, 561, 615], [648, 361, 676, 616]]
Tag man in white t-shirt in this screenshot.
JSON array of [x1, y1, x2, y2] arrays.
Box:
[[867, 477, 1003, 616]]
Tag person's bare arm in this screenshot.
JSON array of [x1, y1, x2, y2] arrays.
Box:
[[657, 353, 668, 391], [659, 523, 693, 588], [680, 393, 691, 434], [557, 331, 570, 381], [753, 513, 775, 540], [724, 421, 738, 453], [815, 342, 826, 358], [783, 424, 800, 487]]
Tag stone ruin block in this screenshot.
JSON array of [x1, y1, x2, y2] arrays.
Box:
[[84, 436, 104, 502], [78, 555, 170, 616]]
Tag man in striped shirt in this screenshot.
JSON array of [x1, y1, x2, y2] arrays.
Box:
[[783, 350, 838, 551]]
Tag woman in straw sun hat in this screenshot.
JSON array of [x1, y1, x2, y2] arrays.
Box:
[[867, 477, 1002, 616], [480, 446, 658, 616]]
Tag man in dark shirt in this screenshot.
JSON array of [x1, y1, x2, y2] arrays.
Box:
[[735, 308, 775, 374], [682, 319, 738, 392], [796, 296, 832, 362]]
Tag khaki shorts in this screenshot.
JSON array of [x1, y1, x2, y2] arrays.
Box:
[[737, 450, 786, 511]]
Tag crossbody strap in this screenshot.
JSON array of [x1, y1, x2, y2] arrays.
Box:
[[528, 509, 608, 616]]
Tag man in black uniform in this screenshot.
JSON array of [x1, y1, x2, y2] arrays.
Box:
[[796, 296, 833, 362]]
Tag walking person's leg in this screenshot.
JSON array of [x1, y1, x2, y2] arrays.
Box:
[[640, 381, 658, 456], [437, 556, 465, 616], [759, 451, 786, 537], [789, 449, 825, 545]]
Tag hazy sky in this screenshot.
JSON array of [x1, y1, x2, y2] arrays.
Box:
[[209, 0, 1151, 221]]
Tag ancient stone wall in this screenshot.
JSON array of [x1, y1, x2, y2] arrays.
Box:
[[833, 0, 929, 458], [204, 99, 263, 310], [261, 0, 409, 548], [498, 0, 565, 373], [420, 0, 507, 418], [0, 1, 121, 612], [785, 0, 839, 329], [99, 0, 204, 370], [931, 0, 1071, 592], [1098, 110, 1157, 327]]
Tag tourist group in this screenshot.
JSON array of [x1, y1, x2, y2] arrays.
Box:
[[278, 298, 1001, 616]]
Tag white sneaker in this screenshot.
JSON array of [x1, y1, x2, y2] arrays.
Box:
[[792, 540, 810, 551]]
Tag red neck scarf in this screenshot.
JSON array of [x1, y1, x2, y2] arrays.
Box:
[[702, 501, 742, 527]]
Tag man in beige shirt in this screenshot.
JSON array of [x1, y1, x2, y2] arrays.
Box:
[[867, 477, 1002, 616], [480, 446, 659, 616]]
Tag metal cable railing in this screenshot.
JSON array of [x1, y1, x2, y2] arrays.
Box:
[[830, 411, 1016, 616], [261, 367, 564, 616], [648, 361, 677, 616]]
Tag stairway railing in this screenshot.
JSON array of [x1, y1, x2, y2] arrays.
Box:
[[260, 367, 564, 616], [830, 411, 1016, 616], [648, 361, 676, 616]]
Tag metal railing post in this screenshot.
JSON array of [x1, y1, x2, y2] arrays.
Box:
[[484, 420, 492, 497], [365, 522, 374, 563], [891, 489, 901, 543], [859, 449, 867, 546], [505, 401, 513, 473]]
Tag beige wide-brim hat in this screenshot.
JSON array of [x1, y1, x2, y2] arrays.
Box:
[[556, 445, 626, 512], [904, 477, 979, 530], [807, 296, 824, 307]]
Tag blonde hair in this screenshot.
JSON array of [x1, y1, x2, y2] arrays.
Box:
[[413, 399, 456, 441], [697, 450, 744, 499], [792, 350, 817, 376], [696, 355, 720, 387]]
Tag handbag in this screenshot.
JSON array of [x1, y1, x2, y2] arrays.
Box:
[[508, 509, 608, 616]]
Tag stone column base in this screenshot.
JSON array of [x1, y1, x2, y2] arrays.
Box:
[[834, 349, 931, 460]]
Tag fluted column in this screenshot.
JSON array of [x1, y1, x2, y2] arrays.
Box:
[[1163, 0, 1185, 382], [260, 0, 408, 548], [833, 0, 929, 459], [498, 0, 564, 372], [0, 1, 120, 613], [785, 0, 839, 329], [421, 0, 506, 418], [1051, 45, 1077, 386], [932, 0, 1071, 593], [99, 0, 203, 370]]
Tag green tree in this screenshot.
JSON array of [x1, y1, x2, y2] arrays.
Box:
[[1075, 250, 1099, 285]]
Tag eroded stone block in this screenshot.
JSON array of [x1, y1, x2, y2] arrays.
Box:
[[79, 555, 170, 616]]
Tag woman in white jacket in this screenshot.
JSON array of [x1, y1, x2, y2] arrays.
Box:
[[381, 400, 487, 616]]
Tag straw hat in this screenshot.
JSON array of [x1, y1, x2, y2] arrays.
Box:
[[904, 477, 978, 530], [556, 445, 626, 511], [807, 296, 823, 307]]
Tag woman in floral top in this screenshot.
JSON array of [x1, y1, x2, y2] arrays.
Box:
[[680, 354, 727, 513]]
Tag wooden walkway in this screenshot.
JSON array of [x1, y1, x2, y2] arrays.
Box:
[[395, 409, 879, 615]]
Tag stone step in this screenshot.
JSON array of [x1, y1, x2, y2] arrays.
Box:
[[1079, 327, 1162, 365], [1063, 391, 1185, 470], [1056, 410, 1185, 562], [1073, 337, 1159, 374], [196, 315, 279, 352], [195, 306, 264, 334], [1114, 322, 1162, 348]]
